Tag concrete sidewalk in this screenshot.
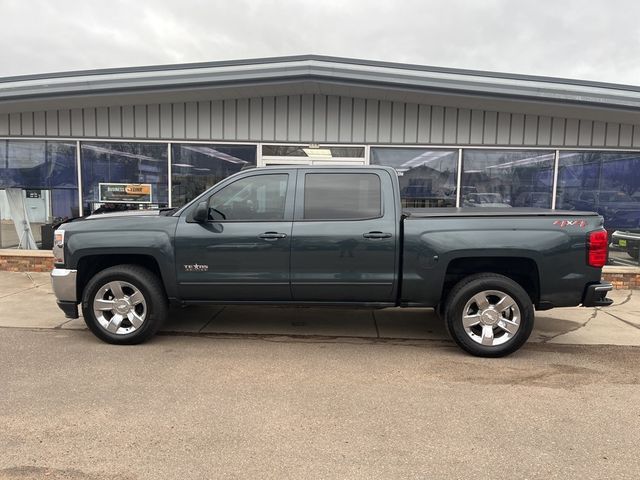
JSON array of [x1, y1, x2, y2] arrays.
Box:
[[1, 271, 639, 346]]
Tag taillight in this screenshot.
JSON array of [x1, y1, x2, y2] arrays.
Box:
[[588, 230, 608, 268]]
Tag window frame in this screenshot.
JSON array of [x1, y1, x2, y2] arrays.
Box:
[[294, 170, 385, 222], [187, 171, 294, 223]]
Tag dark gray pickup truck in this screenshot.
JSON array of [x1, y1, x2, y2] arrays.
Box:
[[51, 166, 613, 357]]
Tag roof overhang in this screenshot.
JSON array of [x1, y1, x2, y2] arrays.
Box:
[[1, 55, 639, 123]]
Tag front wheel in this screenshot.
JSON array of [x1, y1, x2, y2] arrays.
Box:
[[444, 273, 534, 357], [81, 264, 168, 345]]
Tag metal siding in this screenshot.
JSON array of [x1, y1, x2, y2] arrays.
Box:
[[274, 96, 288, 141], [551, 117, 565, 145], [223, 99, 236, 140], [633, 126, 640, 147], [416, 105, 431, 143], [22, 112, 34, 136], [565, 118, 579, 146], [211, 100, 223, 140], [171, 103, 185, 139], [470, 109, 484, 144], [249, 97, 262, 141], [58, 110, 71, 136], [109, 106, 122, 138], [377, 100, 392, 143], [70, 109, 83, 136], [605, 122, 619, 147], [523, 114, 538, 145], [592, 121, 606, 146], [134, 105, 147, 138], [391, 101, 405, 143], [456, 108, 471, 144], [403, 102, 418, 143], [352, 97, 366, 142], [196, 101, 210, 139], [578, 120, 593, 146], [339, 96, 353, 142], [9, 113, 21, 135], [146, 104, 160, 139], [122, 105, 135, 138], [0, 113, 8, 135], [537, 116, 551, 145], [185, 102, 197, 139], [45, 111, 58, 136], [96, 107, 109, 137], [619, 123, 633, 147], [443, 107, 457, 144], [300, 94, 314, 141], [159, 104, 172, 138], [34, 111, 46, 136], [262, 96, 275, 141], [286, 95, 300, 141], [483, 111, 497, 145], [313, 95, 327, 142], [365, 99, 379, 143], [83, 108, 96, 137], [430, 105, 444, 143], [510, 113, 524, 145], [496, 112, 510, 144], [236, 98, 249, 140], [326, 95, 340, 142]]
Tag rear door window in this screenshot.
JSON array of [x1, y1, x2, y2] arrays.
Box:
[[303, 173, 382, 220]]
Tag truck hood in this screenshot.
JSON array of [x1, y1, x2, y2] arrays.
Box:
[[86, 210, 162, 220]]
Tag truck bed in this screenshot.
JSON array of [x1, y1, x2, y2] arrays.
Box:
[[403, 207, 598, 218]]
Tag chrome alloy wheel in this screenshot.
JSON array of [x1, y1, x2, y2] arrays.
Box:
[[461, 290, 521, 347], [92, 281, 147, 335]]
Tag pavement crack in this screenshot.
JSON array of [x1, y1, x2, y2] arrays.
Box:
[[614, 290, 634, 307], [540, 308, 598, 343], [602, 311, 640, 331]]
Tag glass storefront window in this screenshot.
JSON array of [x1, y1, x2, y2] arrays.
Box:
[[371, 148, 457, 207], [557, 151, 640, 266], [461, 150, 555, 208], [171, 144, 256, 207], [0, 140, 78, 249], [81, 142, 168, 214], [262, 145, 365, 158]]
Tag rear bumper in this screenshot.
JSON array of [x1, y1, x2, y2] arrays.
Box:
[[51, 268, 79, 319], [582, 282, 614, 307]]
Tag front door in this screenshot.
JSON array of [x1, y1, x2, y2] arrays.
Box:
[[175, 171, 295, 301], [290, 169, 398, 302]]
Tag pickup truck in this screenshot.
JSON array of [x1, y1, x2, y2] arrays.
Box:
[[51, 166, 613, 357]]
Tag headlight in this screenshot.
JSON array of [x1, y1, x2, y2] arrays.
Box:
[[53, 229, 65, 264]]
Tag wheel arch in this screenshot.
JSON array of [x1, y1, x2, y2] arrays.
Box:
[[441, 256, 541, 307]]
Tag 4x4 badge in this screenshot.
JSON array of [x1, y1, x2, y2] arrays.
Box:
[[553, 220, 587, 228]]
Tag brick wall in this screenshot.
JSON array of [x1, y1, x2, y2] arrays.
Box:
[[0, 250, 55, 272], [602, 270, 640, 290]]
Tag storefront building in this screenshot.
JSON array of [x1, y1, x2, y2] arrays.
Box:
[[1, 55, 639, 269]]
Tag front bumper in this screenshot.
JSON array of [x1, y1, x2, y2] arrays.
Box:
[[51, 268, 79, 319], [582, 282, 614, 307]]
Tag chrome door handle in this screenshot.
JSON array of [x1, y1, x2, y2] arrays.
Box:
[[363, 231, 392, 239], [258, 232, 288, 240]]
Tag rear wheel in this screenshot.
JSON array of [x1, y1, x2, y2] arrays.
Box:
[[627, 245, 639, 260], [444, 273, 534, 357], [81, 264, 168, 344]]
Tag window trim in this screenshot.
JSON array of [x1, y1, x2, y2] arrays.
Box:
[[187, 171, 294, 223], [295, 170, 385, 222]]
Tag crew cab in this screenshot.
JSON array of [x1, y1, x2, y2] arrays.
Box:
[[51, 166, 613, 357]]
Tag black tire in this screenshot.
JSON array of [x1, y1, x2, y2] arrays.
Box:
[[627, 246, 639, 260], [81, 264, 168, 345], [443, 273, 534, 357]]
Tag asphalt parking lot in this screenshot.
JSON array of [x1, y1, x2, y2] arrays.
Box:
[[1, 272, 640, 479]]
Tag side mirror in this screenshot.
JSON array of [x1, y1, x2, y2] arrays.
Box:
[[193, 201, 209, 223]]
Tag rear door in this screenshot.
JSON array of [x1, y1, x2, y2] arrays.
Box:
[[290, 169, 398, 302]]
